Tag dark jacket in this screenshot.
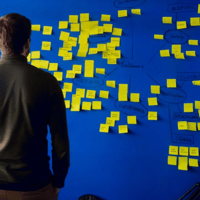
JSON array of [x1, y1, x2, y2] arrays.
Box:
[[0, 54, 70, 191]]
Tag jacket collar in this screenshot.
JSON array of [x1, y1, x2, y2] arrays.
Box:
[[0, 54, 27, 63]]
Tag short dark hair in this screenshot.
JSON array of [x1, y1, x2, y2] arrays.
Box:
[[0, 13, 31, 55]]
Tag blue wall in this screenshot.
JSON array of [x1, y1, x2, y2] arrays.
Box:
[[1, 0, 200, 199]]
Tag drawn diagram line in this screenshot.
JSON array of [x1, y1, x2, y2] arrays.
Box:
[[104, 67, 118, 78], [129, 74, 131, 97], [146, 72, 160, 85], [177, 104, 181, 112], [180, 81, 186, 88]]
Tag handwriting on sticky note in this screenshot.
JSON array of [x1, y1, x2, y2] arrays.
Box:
[[154, 34, 164, 40], [189, 158, 199, 167], [168, 156, 177, 165], [111, 111, 120, 121], [178, 121, 188, 130], [31, 51, 40, 59], [175, 53, 185, 59], [106, 80, 115, 88], [73, 65, 82, 74], [160, 49, 170, 57], [71, 103, 80, 112], [99, 124, 109, 133], [63, 82, 73, 92], [162, 17, 172, 24], [76, 88, 85, 98], [96, 68, 105, 75], [179, 146, 188, 156], [31, 25, 41, 31], [130, 93, 140, 102], [66, 70, 75, 78], [88, 48, 98, 55], [169, 146, 178, 155], [92, 101, 101, 110], [131, 9, 141, 15], [188, 122, 197, 131], [184, 103, 193, 112], [49, 63, 58, 71], [112, 28, 122, 36], [42, 41, 51, 51], [86, 90, 96, 99], [167, 79, 176, 88], [43, 26, 53, 35], [186, 51, 196, 56], [148, 111, 157, 120], [171, 44, 181, 54], [190, 17, 200, 26], [106, 117, 115, 127], [177, 21, 187, 29], [118, 125, 128, 134], [59, 31, 70, 41], [188, 40, 198, 45], [54, 72, 63, 81], [101, 14, 111, 22], [190, 147, 199, 156], [99, 90, 109, 99], [118, 10, 128, 17]]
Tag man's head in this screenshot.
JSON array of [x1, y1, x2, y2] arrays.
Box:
[[0, 13, 31, 56]]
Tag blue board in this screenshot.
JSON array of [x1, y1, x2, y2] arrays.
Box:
[[1, 0, 200, 199]]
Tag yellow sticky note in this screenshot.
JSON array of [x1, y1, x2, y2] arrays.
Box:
[[40, 60, 49, 69], [112, 28, 122, 36], [148, 97, 158, 106], [31, 25, 41, 31], [31, 60, 41, 68], [70, 23, 80, 32], [188, 40, 198, 46], [151, 86, 160, 94], [106, 117, 115, 127], [131, 9, 141, 15], [66, 70, 75, 78], [198, 4, 200, 14], [154, 34, 164, 40], [49, 63, 58, 71], [111, 111, 120, 121], [118, 10, 128, 17], [188, 122, 197, 131], [127, 116, 137, 124], [103, 24, 113, 33], [43, 26, 52, 35], [63, 52, 73, 61], [73, 65, 82, 74], [184, 103, 193, 112], [99, 90, 109, 99], [195, 101, 200, 109], [31, 51, 40, 59], [169, 146, 178, 155], [107, 43, 116, 51], [186, 51, 196, 56], [190, 17, 200, 26], [97, 44, 107, 52], [65, 100, 70, 108], [162, 17, 172, 24], [178, 121, 188, 130], [59, 31, 70, 41], [63, 82, 73, 92], [193, 81, 200, 85], [54, 72, 63, 81], [84, 60, 94, 78], [77, 50, 87, 57], [189, 158, 199, 167], [118, 125, 128, 134], [178, 157, 188, 171], [177, 21, 187, 29], [160, 49, 170, 57], [107, 58, 117, 64], [118, 93, 127, 101], [92, 101, 101, 110], [190, 147, 199, 156], [68, 36, 78, 46], [106, 80, 115, 88], [88, 48, 98, 55], [78, 35, 88, 44], [99, 124, 109, 133], [167, 79, 176, 88], [82, 101, 91, 111], [76, 88, 85, 98], [168, 156, 177, 165], [148, 111, 157, 120], [80, 13, 89, 22], [59, 21, 68, 29], [179, 146, 189, 156], [86, 90, 96, 99], [58, 48, 68, 57], [27, 53, 31, 62], [72, 95, 81, 105], [96, 68, 105, 75], [198, 122, 200, 130], [69, 15, 78, 23], [175, 53, 185, 59], [171, 44, 181, 54], [119, 84, 128, 93], [42, 41, 51, 51], [71, 103, 80, 112], [101, 14, 111, 22], [98, 26, 104, 34], [111, 37, 120, 47], [130, 93, 140, 102]]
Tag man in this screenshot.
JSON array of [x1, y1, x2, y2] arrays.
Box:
[[0, 13, 70, 200]]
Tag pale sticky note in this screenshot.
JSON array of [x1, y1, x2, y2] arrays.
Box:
[[63, 83, 73, 92], [112, 28, 122, 36], [178, 157, 188, 171], [175, 53, 185, 59], [98, 26, 104, 34], [186, 51, 196, 56], [96, 68, 105, 74], [188, 122, 197, 131], [130, 93, 140, 102], [193, 81, 200, 85], [190, 147, 199, 156], [40, 60, 49, 69], [97, 44, 107, 52], [72, 95, 81, 105], [43, 26, 52, 35], [131, 9, 141, 15], [71, 23, 80, 32], [188, 40, 198, 45], [169, 146, 178, 155], [92, 101, 101, 110], [162, 17, 172, 24], [101, 14, 111, 22], [31, 60, 41, 68], [198, 4, 200, 14], [171, 44, 181, 54], [54, 72, 63, 81], [76, 88, 85, 98], [198, 122, 200, 131], [107, 43, 116, 51], [118, 10, 128, 17], [177, 21, 187, 29], [179, 146, 189, 156], [118, 125, 128, 134], [42, 41, 51, 50], [78, 35, 88, 44], [82, 102, 91, 111], [106, 80, 115, 88], [84, 60, 94, 78], [195, 101, 200, 109], [184, 103, 193, 112], [63, 52, 73, 61], [118, 93, 127, 101], [148, 111, 157, 120], [168, 156, 177, 165], [89, 48, 98, 55], [73, 65, 82, 74], [59, 31, 70, 41], [31, 51, 40, 59], [151, 85, 160, 94], [71, 103, 80, 112], [80, 13, 89, 22], [106, 117, 115, 127], [107, 58, 117, 64], [111, 111, 120, 121], [189, 158, 199, 167], [99, 90, 109, 99], [86, 90, 96, 99], [178, 121, 188, 130], [167, 79, 176, 88], [190, 17, 200, 26], [31, 25, 40, 31], [99, 124, 109, 133], [77, 50, 87, 57], [154, 34, 164, 40], [127, 116, 137, 124], [59, 21, 68, 29], [49, 63, 58, 71], [148, 97, 158, 106], [111, 37, 120, 47], [27, 53, 31, 62], [119, 84, 128, 93], [69, 15, 78, 23], [160, 49, 170, 57], [66, 70, 75, 78], [103, 24, 113, 32], [65, 100, 70, 108]]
